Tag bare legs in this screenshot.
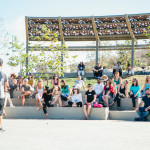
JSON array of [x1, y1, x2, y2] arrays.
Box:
[[21, 91, 31, 107], [83, 104, 92, 119], [102, 95, 111, 107]]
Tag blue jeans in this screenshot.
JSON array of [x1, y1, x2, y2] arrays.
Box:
[[98, 94, 103, 102], [137, 107, 149, 120]]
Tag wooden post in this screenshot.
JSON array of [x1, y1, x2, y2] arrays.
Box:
[[96, 40, 99, 65], [131, 38, 134, 68], [25, 16, 29, 76]]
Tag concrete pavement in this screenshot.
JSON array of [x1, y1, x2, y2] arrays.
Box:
[[0, 119, 150, 150]]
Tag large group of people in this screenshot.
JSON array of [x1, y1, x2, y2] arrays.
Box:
[[1, 58, 150, 131]]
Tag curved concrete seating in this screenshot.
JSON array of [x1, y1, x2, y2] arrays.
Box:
[[109, 110, 150, 121], [4, 107, 109, 120], [109, 98, 141, 110]]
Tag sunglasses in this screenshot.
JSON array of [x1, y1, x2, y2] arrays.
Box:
[[132, 81, 136, 82], [38, 81, 42, 82], [74, 89, 77, 90]]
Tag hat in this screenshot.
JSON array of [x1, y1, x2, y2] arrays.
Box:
[[0, 58, 3, 66], [73, 86, 79, 89], [101, 75, 108, 81]]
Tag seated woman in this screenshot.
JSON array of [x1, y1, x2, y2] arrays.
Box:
[[37, 87, 54, 119], [126, 63, 134, 75], [102, 79, 114, 107], [110, 80, 128, 110], [83, 84, 96, 120], [128, 78, 141, 109], [28, 73, 35, 90], [143, 76, 150, 96], [35, 79, 44, 107], [68, 87, 82, 107], [54, 80, 71, 107], [112, 71, 122, 95], [52, 74, 60, 96], [17, 76, 23, 90], [101, 75, 108, 85]]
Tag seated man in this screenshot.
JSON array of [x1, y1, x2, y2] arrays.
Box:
[[8, 74, 17, 98], [93, 62, 103, 78], [113, 61, 122, 76], [20, 79, 33, 106], [77, 62, 85, 77], [135, 88, 150, 121], [126, 63, 134, 75], [74, 75, 85, 91], [93, 77, 104, 102]]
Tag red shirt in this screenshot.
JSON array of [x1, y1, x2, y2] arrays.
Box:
[[104, 85, 114, 95]]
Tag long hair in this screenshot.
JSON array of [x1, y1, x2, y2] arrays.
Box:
[[53, 74, 59, 80], [132, 78, 138, 86], [72, 88, 80, 95], [106, 79, 111, 86], [61, 80, 67, 89], [80, 62, 84, 66], [145, 76, 150, 84]]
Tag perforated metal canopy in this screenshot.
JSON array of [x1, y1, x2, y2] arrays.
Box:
[[25, 13, 150, 42]]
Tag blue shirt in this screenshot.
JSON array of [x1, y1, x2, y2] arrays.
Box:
[[130, 85, 140, 97]]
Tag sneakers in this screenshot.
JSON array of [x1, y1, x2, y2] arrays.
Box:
[[0, 127, 5, 132], [135, 118, 140, 121], [10, 104, 15, 107]]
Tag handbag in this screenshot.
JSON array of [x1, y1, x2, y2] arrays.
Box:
[[93, 102, 103, 108]]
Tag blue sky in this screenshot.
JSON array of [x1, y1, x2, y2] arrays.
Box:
[[0, 0, 150, 74]]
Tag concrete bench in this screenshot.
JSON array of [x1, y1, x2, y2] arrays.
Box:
[[109, 110, 150, 121], [109, 98, 142, 110], [4, 107, 109, 120]]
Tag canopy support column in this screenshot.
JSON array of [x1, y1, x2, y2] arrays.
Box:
[[96, 40, 99, 65], [131, 38, 134, 68]]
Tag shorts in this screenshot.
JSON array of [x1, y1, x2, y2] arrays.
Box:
[[0, 98, 5, 116], [36, 93, 43, 102], [60, 94, 68, 101]]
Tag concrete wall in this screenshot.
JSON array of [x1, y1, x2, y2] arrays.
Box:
[[4, 107, 109, 120]]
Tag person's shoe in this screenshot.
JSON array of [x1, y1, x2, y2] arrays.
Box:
[[83, 77, 86, 82], [10, 104, 15, 107], [135, 118, 140, 121], [3, 112, 7, 117], [0, 127, 5, 132], [117, 107, 121, 111], [142, 117, 147, 121], [50, 104, 54, 107]]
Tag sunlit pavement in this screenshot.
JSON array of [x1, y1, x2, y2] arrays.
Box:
[[0, 119, 150, 150]]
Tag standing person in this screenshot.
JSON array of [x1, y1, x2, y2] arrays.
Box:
[[28, 73, 35, 90], [8, 74, 17, 98], [112, 71, 122, 95], [93, 77, 104, 102], [35, 79, 44, 107], [102, 79, 114, 107], [129, 78, 141, 110], [77, 62, 85, 77], [113, 61, 122, 76], [0, 58, 8, 132], [143, 76, 150, 96], [52, 74, 60, 96], [110, 80, 128, 110], [20, 79, 33, 107], [68, 87, 82, 107], [74, 75, 85, 91], [83, 84, 96, 120], [54, 80, 71, 107], [93, 62, 103, 78], [135, 88, 150, 121]]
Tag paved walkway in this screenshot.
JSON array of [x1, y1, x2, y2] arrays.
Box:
[[0, 120, 150, 150]]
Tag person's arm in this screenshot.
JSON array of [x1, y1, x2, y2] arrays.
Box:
[[125, 85, 128, 97], [145, 106, 150, 111], [143, 84, 146, 91], [58, 79, 60, 87], [67, 87, 71, 100], [32, 79, 35, 87], [134, 86, 140, 97], [85, 95, 87, 104], [52, 80, 54, 87], [82, 84, 86, 91], [135, 101, 143, 112], [91, 94, 96, 103]]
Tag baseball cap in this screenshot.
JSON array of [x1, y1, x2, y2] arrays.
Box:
[[0, 58, 3, 66], [97, 77, 102, 80]]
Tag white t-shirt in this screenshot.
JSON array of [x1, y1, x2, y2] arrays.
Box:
[[93, 83, 104, 95], [74, 80, 84, 90], [114, 65, 122, 71], [71, 93, 82, 103]]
